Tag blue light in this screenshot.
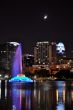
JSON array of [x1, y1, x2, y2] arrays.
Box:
[[9, 75, 33, 83], [56, 42, 65, 54], [9, 43, 34, 83]]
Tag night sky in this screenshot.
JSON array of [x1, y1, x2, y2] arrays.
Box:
[[0, 1, 73, 54]]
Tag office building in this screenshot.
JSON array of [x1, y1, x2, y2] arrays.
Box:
[[23, 54, 34, 67], [34, 41, 56, 65], [0, 42, 20, 73]]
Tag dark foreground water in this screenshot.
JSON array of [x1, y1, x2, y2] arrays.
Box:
[[0, 80, 73, 110]]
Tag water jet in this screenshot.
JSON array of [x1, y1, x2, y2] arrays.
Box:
[[9, 43, 33, 83]]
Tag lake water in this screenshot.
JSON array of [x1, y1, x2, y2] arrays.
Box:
[[0, 80, 73, 110]]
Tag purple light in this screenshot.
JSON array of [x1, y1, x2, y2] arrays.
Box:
[[12, 44, 22, 77], [9, 43, 33, 83]]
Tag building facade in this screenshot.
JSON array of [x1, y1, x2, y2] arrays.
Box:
[[0, 42, 20, 73], [23, 54, 34, 67], [34, 41, 56, 65]]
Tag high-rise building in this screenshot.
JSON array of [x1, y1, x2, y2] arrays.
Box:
[[56, 42, 66, 63], [34, 41, 56, 65], [49, 42, 57, 64], [0, 42, 20, 73], [23, 54, 34, 67]]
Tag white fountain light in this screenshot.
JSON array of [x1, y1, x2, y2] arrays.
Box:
[[9, 42, 20, 46]]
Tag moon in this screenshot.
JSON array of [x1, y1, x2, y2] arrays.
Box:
[[43, 14, 48, 20]]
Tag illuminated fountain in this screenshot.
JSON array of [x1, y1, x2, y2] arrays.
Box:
[[9, 42, 33, 83]]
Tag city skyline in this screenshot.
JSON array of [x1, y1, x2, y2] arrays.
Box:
[[0, 1, 73, 54]]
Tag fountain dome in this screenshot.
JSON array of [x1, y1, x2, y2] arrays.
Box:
[[9, 74, 33, 83]]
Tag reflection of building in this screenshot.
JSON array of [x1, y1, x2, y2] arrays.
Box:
[[34, 41, 56, 65], [23, 54, 34, 67], [32, 82, 56, 110]]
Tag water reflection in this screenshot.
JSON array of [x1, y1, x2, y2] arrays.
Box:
[[12, 88, 22, 110], [56, 81, 65, 110], [0, 81, 73, 110], [11, 84, 32, 110], [0, 80, 7, 99]]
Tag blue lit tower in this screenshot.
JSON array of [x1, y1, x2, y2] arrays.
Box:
[[56, 42, 66, 63]]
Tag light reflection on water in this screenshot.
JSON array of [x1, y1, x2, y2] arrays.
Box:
[[56, 81, 65, 110], [0, 80, 73, 110]]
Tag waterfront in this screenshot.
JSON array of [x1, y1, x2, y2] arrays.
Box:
[[0, 80, 73, 110]]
